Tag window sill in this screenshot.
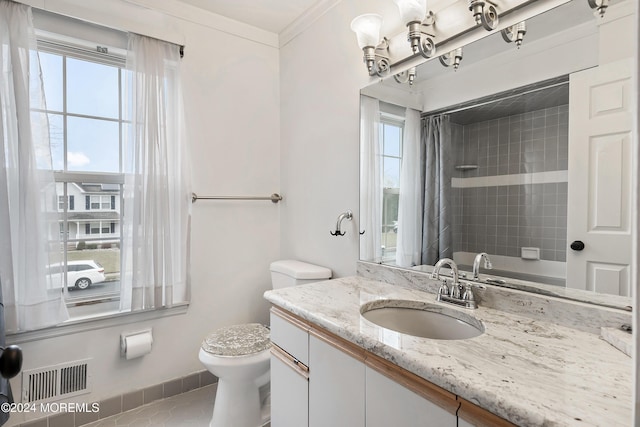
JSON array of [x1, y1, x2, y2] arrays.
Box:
[[7, 303, 189, 344]]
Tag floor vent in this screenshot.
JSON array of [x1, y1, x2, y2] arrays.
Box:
[[22, 359, 92, 403]]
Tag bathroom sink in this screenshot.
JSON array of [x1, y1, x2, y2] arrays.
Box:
[[360, 300, 484, 340]]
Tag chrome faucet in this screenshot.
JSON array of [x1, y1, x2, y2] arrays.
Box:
[[431, 258, 461, 298], [472, 252, 493, 280], [432, 258, 478, 309]]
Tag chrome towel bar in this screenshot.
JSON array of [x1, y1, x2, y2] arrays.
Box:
[[191, 192, 282, 204]]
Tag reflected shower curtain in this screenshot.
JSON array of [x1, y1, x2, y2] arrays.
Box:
[[121, 34, 192, 311], [359, 95, 382, 262], [421, 115, 453, 265], [0, 0, 68, 333], [395, 108, 423, 267]]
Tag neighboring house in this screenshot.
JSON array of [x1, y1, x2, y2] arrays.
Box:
[[57, 182, 120, 248]]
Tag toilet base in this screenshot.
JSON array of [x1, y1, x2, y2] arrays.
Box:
[[210, 379, 263, 427]]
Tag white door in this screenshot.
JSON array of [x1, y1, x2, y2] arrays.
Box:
[[566, 58, 633, 296]]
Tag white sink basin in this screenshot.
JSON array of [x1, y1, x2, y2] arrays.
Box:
[[360, 300, 484, 340]]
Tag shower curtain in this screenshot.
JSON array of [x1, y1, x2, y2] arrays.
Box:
[[421, 115, 453, 265]]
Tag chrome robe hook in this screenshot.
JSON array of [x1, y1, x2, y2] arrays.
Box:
[[330, 210, 353, 236]]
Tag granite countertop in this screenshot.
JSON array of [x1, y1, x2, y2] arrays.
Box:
[[264, 276, 632, 427]]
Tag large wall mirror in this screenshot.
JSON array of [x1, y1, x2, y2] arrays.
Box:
[[359, 0, 636, 309]]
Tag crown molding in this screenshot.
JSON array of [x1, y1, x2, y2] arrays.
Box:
[[279, 0, 343, 48], [123, 0, 279, 48]]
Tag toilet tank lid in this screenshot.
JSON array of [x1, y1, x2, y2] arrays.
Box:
[[270, 260, 332, 279]]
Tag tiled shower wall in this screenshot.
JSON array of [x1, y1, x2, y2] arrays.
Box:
[[451, 105, 569, 262]]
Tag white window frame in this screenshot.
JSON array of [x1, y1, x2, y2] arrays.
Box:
[[36, 35, 127, 319], [379, 114, 405, 262], [5, 13, 189, 342]]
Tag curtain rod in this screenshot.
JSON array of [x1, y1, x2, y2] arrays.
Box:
[[31, 6, 185, 58], [423, 79, 569, 117]]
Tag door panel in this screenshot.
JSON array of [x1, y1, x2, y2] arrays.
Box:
[[566, 58, 633, 295]]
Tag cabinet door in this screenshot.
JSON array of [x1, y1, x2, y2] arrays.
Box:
[[271, 347, 309, 427], [365, 367, 457, 427], [309, 334, 365, 427]]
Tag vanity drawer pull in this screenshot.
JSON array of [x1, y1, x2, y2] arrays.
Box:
[[271, 344, 309, 379]]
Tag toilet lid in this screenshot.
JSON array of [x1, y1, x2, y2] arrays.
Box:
[[201, 323, 271, 357]]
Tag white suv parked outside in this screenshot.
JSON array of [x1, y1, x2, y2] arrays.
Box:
[[48, 260, 106, 290]]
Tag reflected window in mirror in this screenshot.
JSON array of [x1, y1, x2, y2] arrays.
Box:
[[380, 113, 404, 262]]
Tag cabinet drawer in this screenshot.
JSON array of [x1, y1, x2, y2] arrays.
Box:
[[270, 307, 310, 365]]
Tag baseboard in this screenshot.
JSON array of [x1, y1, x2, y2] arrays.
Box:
[[17, 370, 217, 427]]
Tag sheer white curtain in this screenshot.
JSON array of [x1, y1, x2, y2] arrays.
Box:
[[359, 95, 382, 262], [395, 108, 423, 267], [0, 0, 68, 332], [121, 33, 191, 311]]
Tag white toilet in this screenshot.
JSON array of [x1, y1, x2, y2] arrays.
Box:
[[199, 260, 331, 427]]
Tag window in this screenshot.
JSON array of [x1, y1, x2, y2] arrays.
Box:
[[58, 195, 75, 210], [38, 38, 125, 317], [380, 116, 404, 261], [87, 195, 113, 210]]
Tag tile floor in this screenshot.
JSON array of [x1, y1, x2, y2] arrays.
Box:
[[82, 385, 217, 427], [81, 385, 270, 427]]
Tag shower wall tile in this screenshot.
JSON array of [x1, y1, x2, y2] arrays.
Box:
[[451, 105, 569, 263], [452, 183, 568, 262]]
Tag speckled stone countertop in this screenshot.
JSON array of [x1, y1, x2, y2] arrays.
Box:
[[264, 276, 632, 427]]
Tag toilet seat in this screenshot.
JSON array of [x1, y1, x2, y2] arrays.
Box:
[[201, 323, 270, 357]]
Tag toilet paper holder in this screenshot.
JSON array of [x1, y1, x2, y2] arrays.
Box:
[[120, 329, 153, 359]]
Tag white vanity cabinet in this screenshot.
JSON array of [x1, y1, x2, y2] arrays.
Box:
[[270, 307, 514, 427], [270, 308, 365, 427]]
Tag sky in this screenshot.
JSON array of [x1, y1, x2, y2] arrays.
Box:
[[39, 52, 122, 174]]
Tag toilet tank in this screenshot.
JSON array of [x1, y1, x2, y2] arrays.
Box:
[[270, 260, 332, 289]]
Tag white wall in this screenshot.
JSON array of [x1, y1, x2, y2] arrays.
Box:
[[8, 0, 280, 424], [279, 0, 395, 278]]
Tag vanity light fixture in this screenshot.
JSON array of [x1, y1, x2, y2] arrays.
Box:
[[350, 14, 391, 76], [394, 66, 417, 85], [588, 0, 608, 17], [468, 0, 499, 31], [351, 0, 548, 81], [501, 21, 526, 48], [439, 48, 463, 70], [392, 0, 437, 58]]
